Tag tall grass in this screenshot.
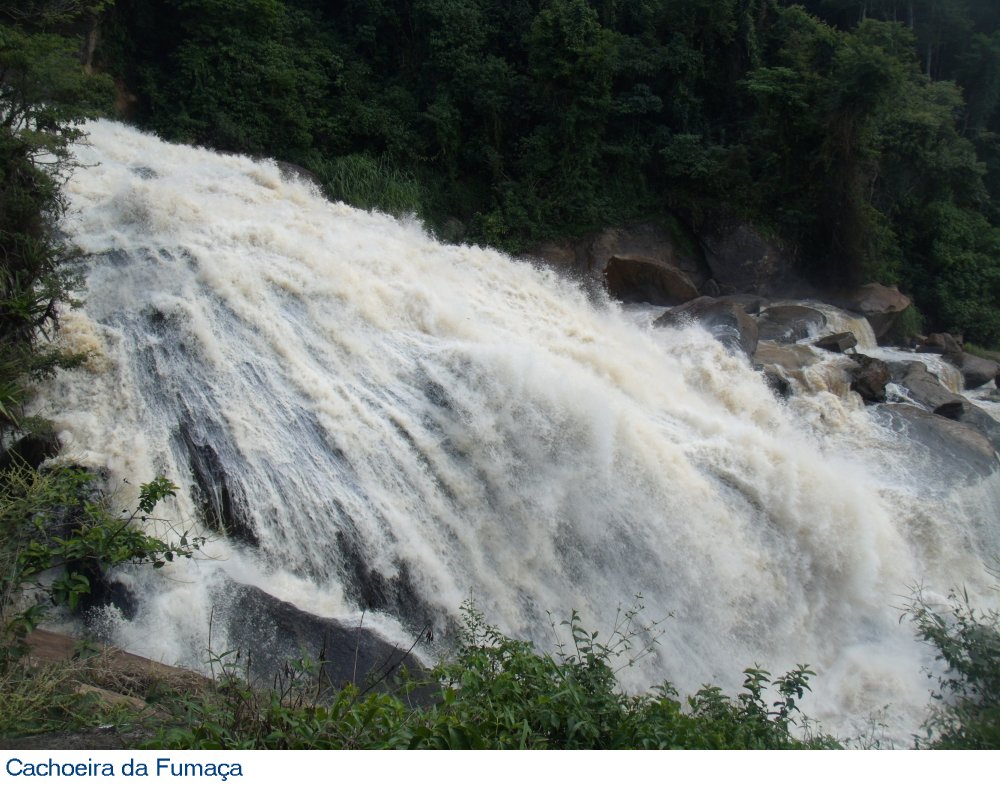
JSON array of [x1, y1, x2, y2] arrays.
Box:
[[313, 154, 424, 217]]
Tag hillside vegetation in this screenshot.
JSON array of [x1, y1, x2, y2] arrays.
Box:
[[96, 0, 1000, 345]]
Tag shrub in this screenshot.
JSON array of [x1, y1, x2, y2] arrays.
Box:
[[152, 601, 839, 750], [907, 586, 1000, 749], [0, 466, 203, 667]]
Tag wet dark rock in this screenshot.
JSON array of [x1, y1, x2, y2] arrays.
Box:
[[849, 354, 890, 403], [756, 305, 827, 343], [332, 528, 436, 630], [837, 283, 910, 341], [958, 353, 1000, 390], [934, 400, 968, 420], [603, 254, 700, 305], [275, 160, 324, 190], [699, 217, 799, 294], [760, 369, 792, 398], [814, 332, 858, 353], [892, 361, 962, 411], [700, 278, 721, 297], [80, 573, 139, 621], [874, 404, 998, 481], [220, 580, 432, 700], [176, 420, 256, 546], [933, 399, 1000, 453], [654, 297, 758, 357], [0, 428, 61, 472]]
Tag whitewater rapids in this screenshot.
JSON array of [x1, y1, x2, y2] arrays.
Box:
[[34, 120, 1000, 745]]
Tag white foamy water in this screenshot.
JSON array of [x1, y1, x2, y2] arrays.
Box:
[[34, 120, 1000, 745]]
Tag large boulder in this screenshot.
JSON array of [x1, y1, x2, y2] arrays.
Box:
[[699, 218, 799, 294], [814, 332, 858, 353], [958, 353, 1000, 390], [849, 354, 890, 403], [873, 404, 998, 481], [917, 333, 963, 368], [756, 305, 827, 343], [526, 221, 710, 290], [603, 254, 700, 305], [654, 296, 759, 357], [220, 581, 432, 699], [933, 399, 1000, 453], [839, 283, 911, 341], [891, 361, 1000, 451], [917, 332, 963, 359], [892, 361, 962, 411], [752, 342, 822, 395]]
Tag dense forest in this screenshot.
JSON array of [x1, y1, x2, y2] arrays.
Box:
[[3, 2, 1000, 343], [83, 0, 1000, 346]]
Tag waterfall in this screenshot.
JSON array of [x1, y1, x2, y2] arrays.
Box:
[[35, 120, 1000, 744]]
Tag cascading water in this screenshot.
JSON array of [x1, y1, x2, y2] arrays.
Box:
[[34, 120, 1000, 744]]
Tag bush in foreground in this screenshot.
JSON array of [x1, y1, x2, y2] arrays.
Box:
[[153, 604, 838, 750]]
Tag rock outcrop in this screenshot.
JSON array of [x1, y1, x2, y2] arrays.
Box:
[[839, 283, 911, 341], [756, 305, 827, 343], [220, 581, 431, 698], [814, 332, 858, 353], [873, 404, 998, 480], [892, 361, 962, 411], [699, 217, 799, 294], [603, 254, 700, 305], [958, 353, 1000, 390], [528, 221, 711, 299], [849, 355, 891, 403], [654, 296, 759, 357]]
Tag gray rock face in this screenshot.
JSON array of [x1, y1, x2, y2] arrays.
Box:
[[893, 361, 962, 410], [891, 361, 1000, 451], [756, 305, 827, 343], [840, 283, 911, 341], [603, 254, 700, 305], [933, 399, 1000, 453], [527, 221, 710, 290], [873, 404, 998, 481], [959, 353, 1000, 390], [700, 219, 798, 294], [654, 296, 759, 357], [814, 332, 858, 353], [221, 581, 432, 700], [849, 354, 890, 403]]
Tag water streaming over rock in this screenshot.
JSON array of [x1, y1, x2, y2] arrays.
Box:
[[34, 120, 1000, 744]]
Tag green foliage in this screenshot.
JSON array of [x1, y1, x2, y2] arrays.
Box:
[[312, 153, 424, 217], [153, 601, 837, 750], [0, 7, 115, 428], [907, 586, 1000, 749], [0, 658, 124, 738], [0, 465, 203, 666], [97, 0, 1000, 338]]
